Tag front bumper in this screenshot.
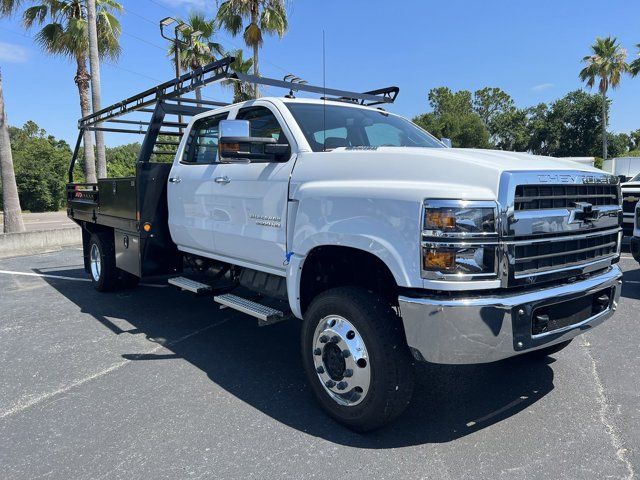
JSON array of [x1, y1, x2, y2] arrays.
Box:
[[398, 265, 622, 364]]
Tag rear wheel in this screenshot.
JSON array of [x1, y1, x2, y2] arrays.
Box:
[[88, 232, 138, 291], [301, 287, 415, 432]]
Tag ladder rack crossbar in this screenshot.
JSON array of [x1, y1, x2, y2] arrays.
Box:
[[77, 56, 399, 129]]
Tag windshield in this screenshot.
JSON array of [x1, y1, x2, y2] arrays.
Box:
[[630, 172, 640, 182], [285, 103, 444, 152]]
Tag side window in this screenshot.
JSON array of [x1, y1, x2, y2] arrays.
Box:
[[183, 113, 227, 164], [236, 106, 290, 145]]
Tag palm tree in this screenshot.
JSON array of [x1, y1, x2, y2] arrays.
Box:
[[216, 0, 288, 97], [0, 71, 26, 233], [168, 12, 224, 104], [22, 0, 121, 183], [223, 49, 254, 102], [630, 44, 640, 77], [87, 0, 121, 179], [579, 36, 629, 160]]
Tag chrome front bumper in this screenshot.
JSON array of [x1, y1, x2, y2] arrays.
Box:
[[398, 265, 622, 364]]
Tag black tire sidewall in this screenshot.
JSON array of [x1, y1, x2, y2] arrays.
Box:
[[88, 233, 118, 292], [301, 287, 414, 431]]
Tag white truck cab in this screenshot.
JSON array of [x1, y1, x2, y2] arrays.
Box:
[[68, 59, 624, 431]]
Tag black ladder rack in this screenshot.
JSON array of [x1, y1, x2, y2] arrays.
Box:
[[69, 55, 400, 182]]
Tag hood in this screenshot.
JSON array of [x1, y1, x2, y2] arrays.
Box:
[[290, 147, 609, 201], [621, 181, 640, 189]]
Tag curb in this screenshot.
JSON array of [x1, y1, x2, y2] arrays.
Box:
[[0, 227, 82, 258]]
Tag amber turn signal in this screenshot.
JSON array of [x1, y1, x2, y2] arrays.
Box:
[[425, 210, 456, 230], [423, 249, 456, 271], [143, 222, 152, 232]]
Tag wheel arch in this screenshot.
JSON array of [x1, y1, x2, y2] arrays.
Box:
[[289, 245, 400, 318]]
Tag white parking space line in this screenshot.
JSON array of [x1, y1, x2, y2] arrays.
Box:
[[0, 269, 90, 282], [0, 270, 166, 288], [0, 319, 228, 419]]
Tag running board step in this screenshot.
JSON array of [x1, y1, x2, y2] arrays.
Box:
[[214, 293, 284, 325], [168, 276, 212, 294]]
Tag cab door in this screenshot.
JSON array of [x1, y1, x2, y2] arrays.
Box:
[[212, 103, 296, 272], [167, 112, 227, 255]]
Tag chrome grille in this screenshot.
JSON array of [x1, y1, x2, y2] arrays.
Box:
[[501, 172, 622, 286], [513, 231, 619, 275], [515, 184, 619, 211], [622, 192, 639, 213]]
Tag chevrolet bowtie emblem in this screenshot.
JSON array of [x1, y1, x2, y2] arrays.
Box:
[[624, 196, 639, 203], [570, 202, 599, 224]]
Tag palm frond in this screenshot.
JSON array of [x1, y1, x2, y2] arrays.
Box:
[[216, 1, 244, 36], [243, 22, 262, 47], [1, 0, 25, 16]]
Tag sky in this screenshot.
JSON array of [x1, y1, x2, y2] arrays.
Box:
[[1, 0, 640, 146]]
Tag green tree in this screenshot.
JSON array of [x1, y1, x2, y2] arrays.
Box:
[[579, 36, 629, 160], [413, 87, 490, 148], [489, 108, 530, 151], [223, 49, 254, 102], [168, 12, 224, 104], [105, 142, 140, 177], [8, 121, 71, 212], [630, 129, 640, 150], [630, 44, 640, 76], [607, 132, 631, 158], [527, 90, 606, 158], [216, 0, 288, 96], [472, 87, 530, 150], [473, 87, 515, 126]]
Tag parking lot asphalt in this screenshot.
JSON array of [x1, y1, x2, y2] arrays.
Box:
[[0, 247, 638, 480]]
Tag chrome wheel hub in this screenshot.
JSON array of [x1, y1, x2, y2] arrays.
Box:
[[90, 243, 101, 282], [312, 315, 371, 406]]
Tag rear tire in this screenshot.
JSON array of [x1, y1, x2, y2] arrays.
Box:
[[525, 339, 573, 360], [88, 232, 139, 291], [301, 287, 415, 432], [88, 233, 118, 292]]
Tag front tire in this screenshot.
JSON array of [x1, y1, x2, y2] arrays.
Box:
[[301, 287, 415, 432]]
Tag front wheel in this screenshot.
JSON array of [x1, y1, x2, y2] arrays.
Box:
[[301, 287, 415, 432]]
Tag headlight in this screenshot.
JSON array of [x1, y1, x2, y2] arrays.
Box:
[[422, 200, 498, 278]]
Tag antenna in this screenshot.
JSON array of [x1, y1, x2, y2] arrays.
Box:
[[322, 29, 326, 152]]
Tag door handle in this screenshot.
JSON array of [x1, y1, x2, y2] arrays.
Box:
[[169, 177, 182, 183], [215, 176, 231, 185]]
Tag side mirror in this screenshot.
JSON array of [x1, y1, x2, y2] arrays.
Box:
[[218, 119, 287, 163], [440, 137, 452, 148]]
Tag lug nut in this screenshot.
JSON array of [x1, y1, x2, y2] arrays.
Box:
[[314, 348, 322, 356], [344, 369, 353, 378], [342, 349, 351, 358], [325, 380, 336, 388], [319, 335, 329, 344], [330, 335, 340, 343], [337, 381, 348, 390], [316, 366, 325, 374]]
